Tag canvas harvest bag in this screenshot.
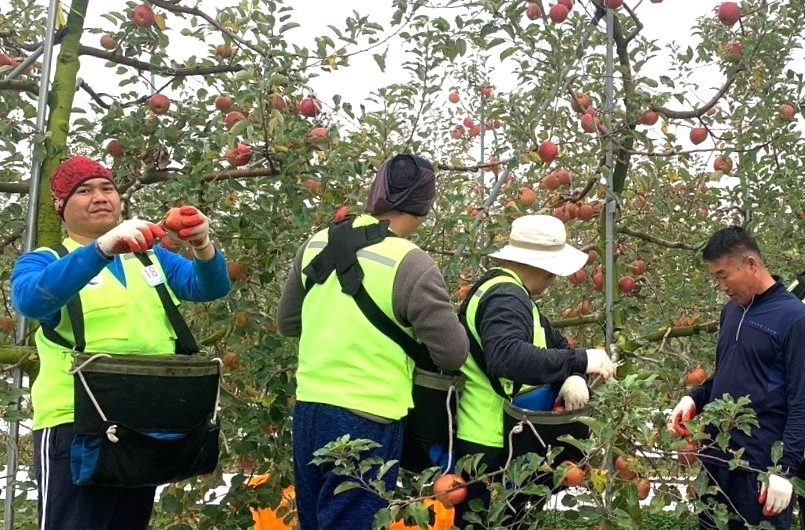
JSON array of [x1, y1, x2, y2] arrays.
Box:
[[42, 245, 222, 487]]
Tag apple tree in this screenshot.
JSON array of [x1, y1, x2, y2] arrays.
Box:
[[0, 0, 804, 528]]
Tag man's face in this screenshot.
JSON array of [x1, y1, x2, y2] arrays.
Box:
[[707, 253, 757, 307], [62, 178, 121, 240]]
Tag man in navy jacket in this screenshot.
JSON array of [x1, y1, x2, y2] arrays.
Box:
[[670, 225, 805, 529]]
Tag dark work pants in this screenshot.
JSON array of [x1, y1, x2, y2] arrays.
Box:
[[699, 462, 791, 530], [292, 401, 404, 530], [33, 424, 156, 530]]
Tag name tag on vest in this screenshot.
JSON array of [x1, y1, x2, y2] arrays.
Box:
[[142, 265, 164, 286]]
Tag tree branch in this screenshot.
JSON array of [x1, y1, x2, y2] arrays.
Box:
[[0, 78, 38, 95], [620, 226, 703, 251], [653, 72, 740, 120], [147, 0, 268, 57], [77, 45, 245, 78]]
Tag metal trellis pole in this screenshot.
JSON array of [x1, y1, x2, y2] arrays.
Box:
[[603, 8, 616, 354], [5, 0, 60, 527]]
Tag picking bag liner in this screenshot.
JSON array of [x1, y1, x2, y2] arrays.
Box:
[[70, 352, 222, 487], [503, 387, 590, 465], [401, 368, 465, 473]]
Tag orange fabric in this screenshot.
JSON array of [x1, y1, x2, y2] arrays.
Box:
[[247, 475, 296, 530], [388, 499, 455, 530], [247, 475, 454, 530]]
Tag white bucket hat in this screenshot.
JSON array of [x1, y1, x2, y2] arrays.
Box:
[[489, 214, 587, 277]]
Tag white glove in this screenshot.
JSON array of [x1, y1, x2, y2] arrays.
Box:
[[96, 219, 165, 256], [172, 206, 211, 249], [585, 348, 617, 379], [668, 396, 696, 437], [557, 375, 589, 411], [759, 474, 793, 516]]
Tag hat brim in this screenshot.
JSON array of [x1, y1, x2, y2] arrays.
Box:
[[489, 244, 587, 277]]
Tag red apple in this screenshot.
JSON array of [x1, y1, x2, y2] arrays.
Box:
[[618, 275, 635, 294], [451, 125, 465, 139], [629, 259, 647, 276], [433, 473, 467, 507], [587, 249, 599, 265], [215, 44, 233, 59], [224, 110, 246, 130], [462, 116, 475, 128], [684, 365, 707, 386], [549, 4, 569, 23], [779, 103, 796, 121], [581, 112, 599, 133], [268, 93, 288, 111], [297, 96, 322, 118], [717, 2, 741, 27], [131, 4, 155, 28], [455, 284, 470, 301], [491, 119, 502, 129], [561, 461, 585, 487], [148, 93, 170, 115], [0, 316, 14, 333], [538, 140, 559, 164], [106, 139, 124, 158], [100, 34, 117, 50], [481, 85, 493, 98], [215, 95, 233, 112], [518, 187, 537, 207], [639, 110, 659, 126], [689, 127, 708, 145], [570, 92, 591, 113], [448, 91, 460, 104], [306, 126, 329, 145], [224, 143, 252, 166], [525, 2, 542, 20], [557, 0, 574, 10], [713, 155, 733, 174], [636, 477, 651, 500], [568, 269, 586, 285], [615, 456, 637, 481], [721, 41, 742, 62], [603, 0, 623, 8], [227, 261, 249, 282], [540, 172, 561, 191], [301, 178, 321, 195], [333, 205, 349, 223], [554, 169, 572, 186], [678, 440, 699, 466], [469, 124, 482, 136]]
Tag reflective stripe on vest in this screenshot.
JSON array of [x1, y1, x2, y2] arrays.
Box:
[[296, 214, 420, 420], [457, 268, 546, 447], [32, 239, 179, 429]]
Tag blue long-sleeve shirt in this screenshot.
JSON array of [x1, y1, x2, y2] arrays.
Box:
[[689, 280, 805, 474], [11, 241, 230, 328]]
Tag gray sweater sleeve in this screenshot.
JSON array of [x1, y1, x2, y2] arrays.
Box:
[[276, 243, 307, 337], [392, 249, 469, 371]]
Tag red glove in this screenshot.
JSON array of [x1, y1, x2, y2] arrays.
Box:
[[96, 220, 166, 256], [162, 206, 211, 249], [668, 396, 696, 437]]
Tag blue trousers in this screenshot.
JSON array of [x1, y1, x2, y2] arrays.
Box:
[[33, 424, 155, 530], [699, 462, 792, 530], [293, 402, 403, 530]]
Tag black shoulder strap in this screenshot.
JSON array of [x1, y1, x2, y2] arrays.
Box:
[[458, 268, 521, 400], [40, 243, 86, 352], [302, 218, 434, 370], [791, 271, 805, 301], [134, 252, 199, 355]]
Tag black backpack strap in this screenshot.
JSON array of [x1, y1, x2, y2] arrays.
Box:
[[40, 243, 86, 352], [301, 218, 434, 370], [458, 269, 522, 400], [134, 252, 199, 355], [791, 271, 805, 301]]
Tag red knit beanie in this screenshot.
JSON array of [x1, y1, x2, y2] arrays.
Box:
[[50, 155, 116, 217]]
